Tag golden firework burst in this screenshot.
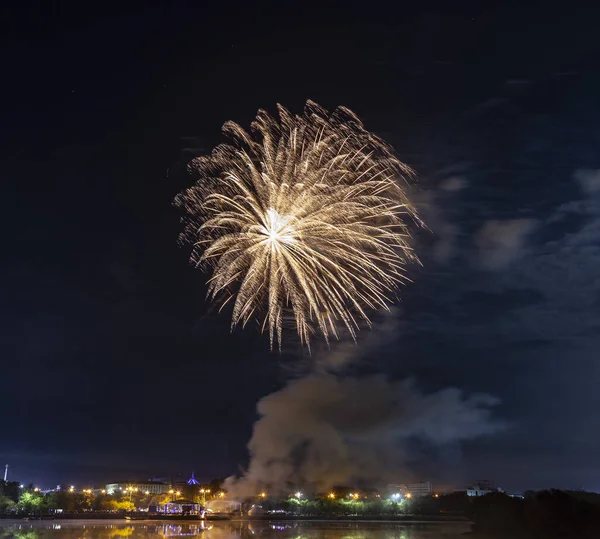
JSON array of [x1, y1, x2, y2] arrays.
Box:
[[175, 101, 421, 349]]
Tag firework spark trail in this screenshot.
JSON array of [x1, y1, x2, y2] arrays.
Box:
[[175, 101, 422, 349]]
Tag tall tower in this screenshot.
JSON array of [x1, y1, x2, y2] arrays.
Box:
[[3, 464, 7, 482], [187, 471, 200, 486]]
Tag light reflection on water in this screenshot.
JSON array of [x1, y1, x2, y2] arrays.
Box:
[[0, 520, 472, 539]]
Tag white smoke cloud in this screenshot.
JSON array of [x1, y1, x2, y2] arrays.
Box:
[[225, 374, 501, 497]]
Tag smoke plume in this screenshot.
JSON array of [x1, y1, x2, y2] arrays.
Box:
[[226, 373, 500, 497]]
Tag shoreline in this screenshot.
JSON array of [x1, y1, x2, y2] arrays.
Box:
[[0, 515, 471, 524], [231, 516, 470, 523]]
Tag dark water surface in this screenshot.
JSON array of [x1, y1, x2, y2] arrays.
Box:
[[0, 520, 474, 539]]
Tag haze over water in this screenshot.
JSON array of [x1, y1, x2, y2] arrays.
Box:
[[0, 520, 475, 539]]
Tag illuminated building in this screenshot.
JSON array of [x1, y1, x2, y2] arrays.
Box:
[[388, 481, 433, 498], [157, 499, 204, 516], [466, 480, 502, 497], [105, 481, 169, 495]]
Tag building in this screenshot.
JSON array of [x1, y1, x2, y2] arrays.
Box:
[[466, 480, 503, 497], [105, 481, 170, 495], [388, 481, 433, 498], [157, 499, 203, 516]]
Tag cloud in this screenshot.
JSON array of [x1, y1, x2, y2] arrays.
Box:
[[573, 169, 600, 195], [500, 176, 600, 343], [423, 165, 600, 357], [439, 177, 468, 192], [433, 222, 459, 263], [225, 374, 500, 497], [475, 219, 538, 270], [414, 181, 466, 264]]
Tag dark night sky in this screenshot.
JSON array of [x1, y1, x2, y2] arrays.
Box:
[[2, 1, 600, 491]]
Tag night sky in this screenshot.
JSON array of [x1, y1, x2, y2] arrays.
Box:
[[2, 1, 600, 492]]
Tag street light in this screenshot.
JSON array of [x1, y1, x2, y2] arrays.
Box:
[[200, 489, 210, 504], [295, 491, 303, 499], [328, 493, 335, 500]]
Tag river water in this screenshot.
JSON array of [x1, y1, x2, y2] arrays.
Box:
[[0, 520, 473, 539]]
